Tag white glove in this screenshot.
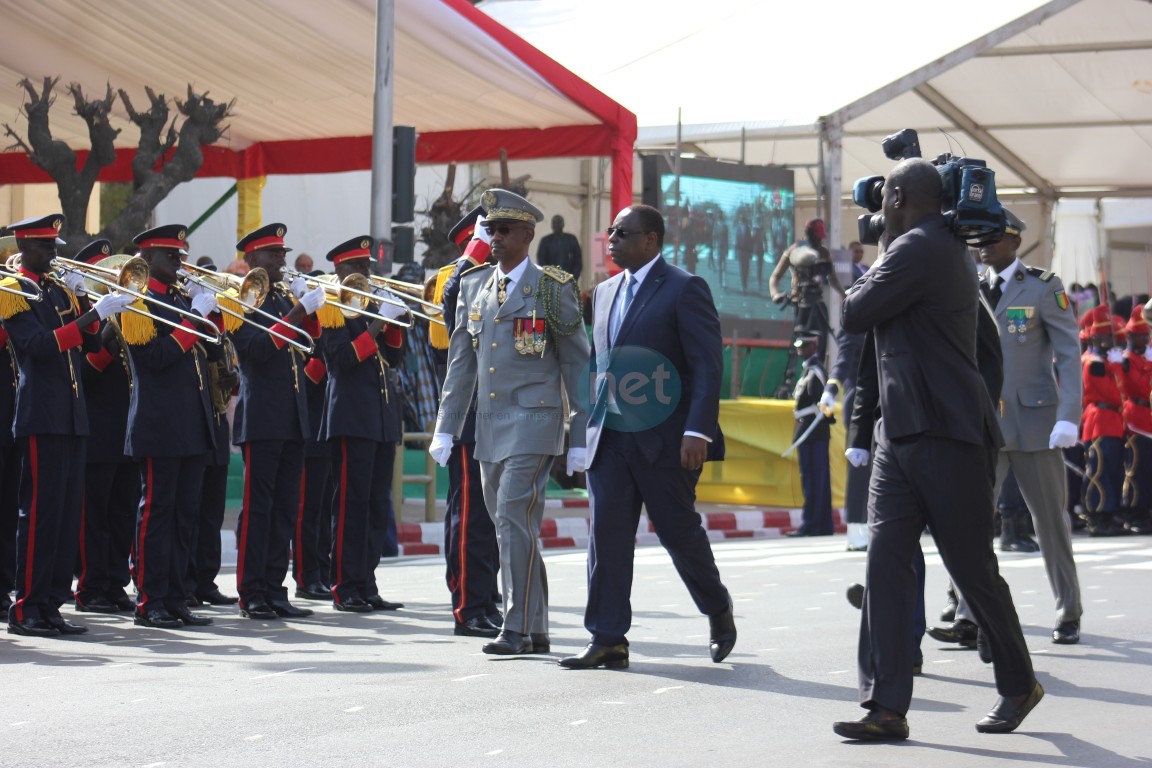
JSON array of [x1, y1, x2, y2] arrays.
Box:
[[63, 270, 87, 296], [299, 286, 325, 315], [93, 292, 134, 319], [376, 296, 408, 321], [845, 448, 871, 467], [473, 215, 493, 246], [290, 276, 309, 299], [183, 274, 213, 301], [191, 292, 218, 317], [818, 389, 837, 411], [1049, 420, 1080, 450], [428, 432, 453, 467], [1144, 347, 1152, 362], [1106, 348, 1124, 364], [566, 447, 587, 475]]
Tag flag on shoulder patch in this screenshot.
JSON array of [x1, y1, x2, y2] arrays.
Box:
[[1055, 290, 1069, 311]]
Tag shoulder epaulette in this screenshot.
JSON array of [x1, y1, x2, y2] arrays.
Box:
[[429, 264, 457, 351], [0, 278, 32, 319], [315, 300, 346, 330], [1025, 265, 1055, 282], [539, 264, 574, 284], [216, 289, 245, 334], [459, 262, 494, 279], [119, 300, 157, 344]]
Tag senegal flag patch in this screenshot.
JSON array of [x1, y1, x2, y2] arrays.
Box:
[[1054, 290, 1069, 311]]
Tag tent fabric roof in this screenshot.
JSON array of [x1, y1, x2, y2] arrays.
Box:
[[0, 0, 636, 213]]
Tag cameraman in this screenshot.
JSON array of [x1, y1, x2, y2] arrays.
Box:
[[832, 158, 1040, 741], [769, 218, 844, 358]]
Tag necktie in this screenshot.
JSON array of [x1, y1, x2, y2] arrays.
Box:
[[610, 275, 635, 345], [987, 274, 1003, 307], [497, 276, 510, 305]]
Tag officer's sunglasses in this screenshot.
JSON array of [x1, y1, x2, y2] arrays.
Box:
[[605, 227, 650, 239], [483, 224, 531, 236]]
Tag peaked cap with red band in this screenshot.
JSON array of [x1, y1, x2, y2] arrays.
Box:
[[6, 213, 66, 244], [76, 238, 112, 264], [133, 224, 189, 255], [326, 235, 373, 265], [237, 222, 292, 254], [448, 206, 484, 248]]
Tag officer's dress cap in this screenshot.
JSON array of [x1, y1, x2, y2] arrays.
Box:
[[237, 223, 292, 254], [76, 239, 112, 264], [6, 213, 66, 244], [327, 235, 373, 265], [449, 206, 485, 247], [479, 189, 543, 225], [134, 224, 190, 255]]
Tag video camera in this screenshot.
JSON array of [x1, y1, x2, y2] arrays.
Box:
[[852, 128, 1005, 247]]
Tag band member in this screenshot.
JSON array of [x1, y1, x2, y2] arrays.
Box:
[[1, 214, 132, 636], [74, 239, 141, 613], [122, 224, 222, 629], [293, 352, 334, 600], [316, 236, 406, 612], [1121, 304, 1152, 534], [1080, 305, 1129, 537], [0, 305, 17, 616], [229, 223, 324, 619]]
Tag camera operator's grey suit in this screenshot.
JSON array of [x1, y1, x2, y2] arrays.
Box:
[[436, 260, 588, 637], [956, 260, 1083, 624]]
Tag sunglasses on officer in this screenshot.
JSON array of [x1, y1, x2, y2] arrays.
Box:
[[482, 223, 532, 236]]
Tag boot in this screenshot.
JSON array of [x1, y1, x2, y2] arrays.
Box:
[[999, 516, 1040, 553], [1123, 509, 1152, 535], [1087, 513, 1129, 537]]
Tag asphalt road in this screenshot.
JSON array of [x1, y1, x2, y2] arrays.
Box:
[[2, 534, 1149, 768]]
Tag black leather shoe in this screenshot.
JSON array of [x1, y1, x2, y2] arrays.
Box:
[[559, 642, 629, 669], [364, 594, 404, 611], [977, 628, 993, 663], [708, 606, 737, 663], [454, 616, 500, 638], [74, 594, 120, 613], [107, 592, 137, 612], [846, 583, 864, 610], [44, 616, 88, 635], [171, 606, 213, 626], [486, 612, 504, 628], [196, 588, 239, 606], [1087, 517, 1130, 537], [1052, 619, 1080, 644], [531, 633, 550, 653], [975, 681, 1044, 733], [269, 599, 314, 618], [333, 597, 373, 613], [239, 600, 279, 620], [8, 617, 61, 637], [295, 583, 332, 600], [186, 594, 204, 607], [833, 710, 909, 741], [927, 619, 978, 647], [482, 630, 533, 655], [134, 609, 182, 629]]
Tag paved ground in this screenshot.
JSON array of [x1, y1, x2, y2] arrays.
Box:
[[2, 533, 1150, 768]]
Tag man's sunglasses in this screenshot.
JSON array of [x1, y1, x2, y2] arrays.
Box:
[[605, 227, 650, 239], [482, 224, 531, 235]]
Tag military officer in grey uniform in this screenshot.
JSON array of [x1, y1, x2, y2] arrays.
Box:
[[935, 210, 1084, 648], [430, 189, 590, 656]]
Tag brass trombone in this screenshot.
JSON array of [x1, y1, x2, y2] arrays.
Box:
[[0, 259, 44, 302], [365, 274, 446, 326], [178, 262, 315, 354], [280, 267, 413, 327], [50, 255, 223, 344]]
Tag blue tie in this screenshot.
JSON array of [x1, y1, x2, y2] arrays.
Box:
[[610, 275, 635, 346]]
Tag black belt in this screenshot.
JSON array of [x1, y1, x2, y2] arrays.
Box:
[[1093, 402, 1120, 411], [1132, 398, 1151, 408]]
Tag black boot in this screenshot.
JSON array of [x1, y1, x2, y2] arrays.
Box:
[[1000, 516, 1040, 552], [1087, 513, 1129, 537]]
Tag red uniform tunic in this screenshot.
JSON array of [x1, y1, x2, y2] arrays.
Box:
[[1121, 350, 1152, 434], [1081, 351, 1125, 441]]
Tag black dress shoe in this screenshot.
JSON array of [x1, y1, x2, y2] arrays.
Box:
[[134, 609, 183, 629], [171, 606, 213, 626], [44, 616, 88, 635], [269, 599, 314, 618], [708, 606, 737, 663], [846, 583, 864, 610], [186, 594, 204, 607], [364, 594, 404, 611], [74, 594, 120, 613], [482, 630, 533, 655], [927, 619, 979, 647], [295, 583, 332, 600], [454, 616, 500, 638], [559, 642, 629, 669], [239, 600, 279, 620], [486, 612, 504, 628], [975, 681, 1044, 733], [977, 628, 993, 663], [8, 617, 61, 637], [1052, 619, 1080, 644], [531, 633, 550, 653], [196, 588, 239, 606], [333, 597, 373, 613], [833, 710, 909, 741], [107, 593, 137, 612]]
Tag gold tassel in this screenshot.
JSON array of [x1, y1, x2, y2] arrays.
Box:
[[120, 301, 157, 345], [429, 264, 455, 350], [0, 280, 31, 320], [315, 301, 345, 330], [216, 292, 245, 334]]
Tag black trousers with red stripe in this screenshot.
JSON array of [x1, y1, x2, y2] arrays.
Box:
[[443, 442, 500, 622], [237, 439, 304, 605], [76, 460, 140, 601], [135, 454, 208, 614], [187, 460, 229, 597], [9, 435, 86, 623], [0, 443, 20, 602], [293, 454, 333, 589], [329, 437, 394, 604]]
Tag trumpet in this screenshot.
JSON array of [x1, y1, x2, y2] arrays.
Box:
[[0, 260, 43, 301], [365, 274, 446, 326], [50, 255, 223, 344], [281, 267, 413, 327], [178, 262, 315, 354]]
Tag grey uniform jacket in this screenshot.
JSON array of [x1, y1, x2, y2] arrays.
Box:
[[436, 261, 589, 463], [984, 261, 1082, 453]]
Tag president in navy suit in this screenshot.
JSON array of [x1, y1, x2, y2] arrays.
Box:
[[560, 204, 735, 670]]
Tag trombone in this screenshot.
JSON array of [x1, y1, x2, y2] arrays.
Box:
[[0, 259, 43, 302], [51, 255, 223, 344], [281, 266, 413, 327], [178, 262, 315, 354], [365, 274, 446, 326]]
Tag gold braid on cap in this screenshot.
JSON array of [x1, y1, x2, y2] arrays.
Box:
[[484, 207, 539, 224]]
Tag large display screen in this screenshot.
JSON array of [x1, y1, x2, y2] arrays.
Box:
[[640, 154, 796, 341]]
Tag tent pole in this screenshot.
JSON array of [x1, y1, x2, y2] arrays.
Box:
[[370, 0, 396, 276]]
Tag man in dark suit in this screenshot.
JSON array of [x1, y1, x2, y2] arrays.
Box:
[[535, 215, 582, 283], [559, 203, 735, 670], [832, 159, 1040, 740]]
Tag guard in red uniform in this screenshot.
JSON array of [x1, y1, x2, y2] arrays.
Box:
[[1120, 305, 1152, 534], [1080, 305, 1129, 536]]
